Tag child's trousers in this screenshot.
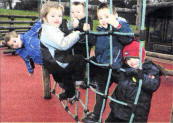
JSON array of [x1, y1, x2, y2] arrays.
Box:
[[52, 54, 85, 91], [89, 58, 119, 116], [105, 111, 128, 123]]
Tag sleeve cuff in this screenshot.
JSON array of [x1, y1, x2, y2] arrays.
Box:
[[116, 24, 121, 29]]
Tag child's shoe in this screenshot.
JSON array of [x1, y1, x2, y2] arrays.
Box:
[[89, 81, 97, 88], [69, 91, 80, 104], [59, 92, 68, 100], [59, 90, 75, 101], [82, 112, 101, 123], [75, 80, 85, 86], [79, 81, 87, 89], [78, 80, 97, 89]]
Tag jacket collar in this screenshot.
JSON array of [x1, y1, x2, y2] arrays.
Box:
[[97, 24, 112, 31]]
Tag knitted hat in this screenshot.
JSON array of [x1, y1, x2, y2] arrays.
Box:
[[123, 41, 146, 63]]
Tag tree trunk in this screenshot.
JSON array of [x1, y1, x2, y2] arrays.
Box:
[[8, 0, 12, 9]]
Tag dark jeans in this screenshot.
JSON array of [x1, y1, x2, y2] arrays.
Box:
[[105, 111, 147, 123], [52, 54, 85, 92], [89, 57, 120, 116], [105, 111, 128, 123]]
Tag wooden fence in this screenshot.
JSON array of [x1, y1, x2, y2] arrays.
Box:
[[0, 14, 38, 40]]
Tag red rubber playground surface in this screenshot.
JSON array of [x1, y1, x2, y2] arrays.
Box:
[[0, 49, 173, 122]]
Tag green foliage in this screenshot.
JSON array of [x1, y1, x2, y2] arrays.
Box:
[[63, 16, 69, 20], [0, 8, 38, 16], [93, 20, 99, 31], [130, 25, 136, 32]]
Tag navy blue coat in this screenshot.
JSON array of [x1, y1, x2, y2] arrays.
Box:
[[109, 60, 161, 122], [95, 20, 133, 70]]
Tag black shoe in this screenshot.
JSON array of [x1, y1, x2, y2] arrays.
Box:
[[59, 90, 75, 101], [79, 81, 87, 89], [89, 81, 97, 88], [59, 92, 68, 101], [79, 81, 97, 89], [82, 112, 101, 123], [69, 91, 80, 104]]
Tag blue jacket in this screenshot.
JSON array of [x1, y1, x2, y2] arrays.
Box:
[[16, 20, 42, 73], [95, 20, 133, 70]]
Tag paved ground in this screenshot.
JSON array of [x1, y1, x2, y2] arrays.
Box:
[[0, 49, 173, 122]]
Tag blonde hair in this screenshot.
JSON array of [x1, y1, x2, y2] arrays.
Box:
[[40, 1, 64, 21], [4, 31, 18, 43]]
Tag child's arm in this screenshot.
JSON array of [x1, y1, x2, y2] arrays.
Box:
[[67, 18, 80, 31], [71, 17, 86, 32], [41, 24, 80, 51], [60, 19, 71, 35], [107, 15, 133, 45], [87, 17, 95, 46], [107, 14, 120, 28], [141, 63, 161, 93], [16, 49, 35, 74], [114, 21, 133, 45], [24, 19, 42, 37], [72, 18, 80, 30], [124, 64, 160, 93]]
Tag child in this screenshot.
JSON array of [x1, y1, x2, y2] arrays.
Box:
[[4, 20, 42, 75], [70, 1, 94, 57], [40, 1, 86, 100], [105, 41, 162, 123], [69, 1, 96, 88], [82, 3, 133, 123]]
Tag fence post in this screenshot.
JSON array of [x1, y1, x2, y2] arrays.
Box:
[[9, 16, 14, 32], [136, 0, 142, 35], [41, 65, 51, 99]]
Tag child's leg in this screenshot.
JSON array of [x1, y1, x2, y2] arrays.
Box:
[[83, 65, 112, 122], [93, 64, 112, 114], [105, 111, 128, 123], [82, 82, 108, 122], [52, 73, 62, 82], [52, 73, 67, 90], [67, 54, 86, 81], [93, 77, 109, 115], [105, 111, 114, 123], [59, 74, 76, 100]]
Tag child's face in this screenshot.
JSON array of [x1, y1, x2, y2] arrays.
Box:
[[71, 4, 85, 20], [7, 35, 22, 49], [43, 8, 62, 27], [126, 58, 140, 69], [97, 8, 110, 28], [97, 8, 118, 28]]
